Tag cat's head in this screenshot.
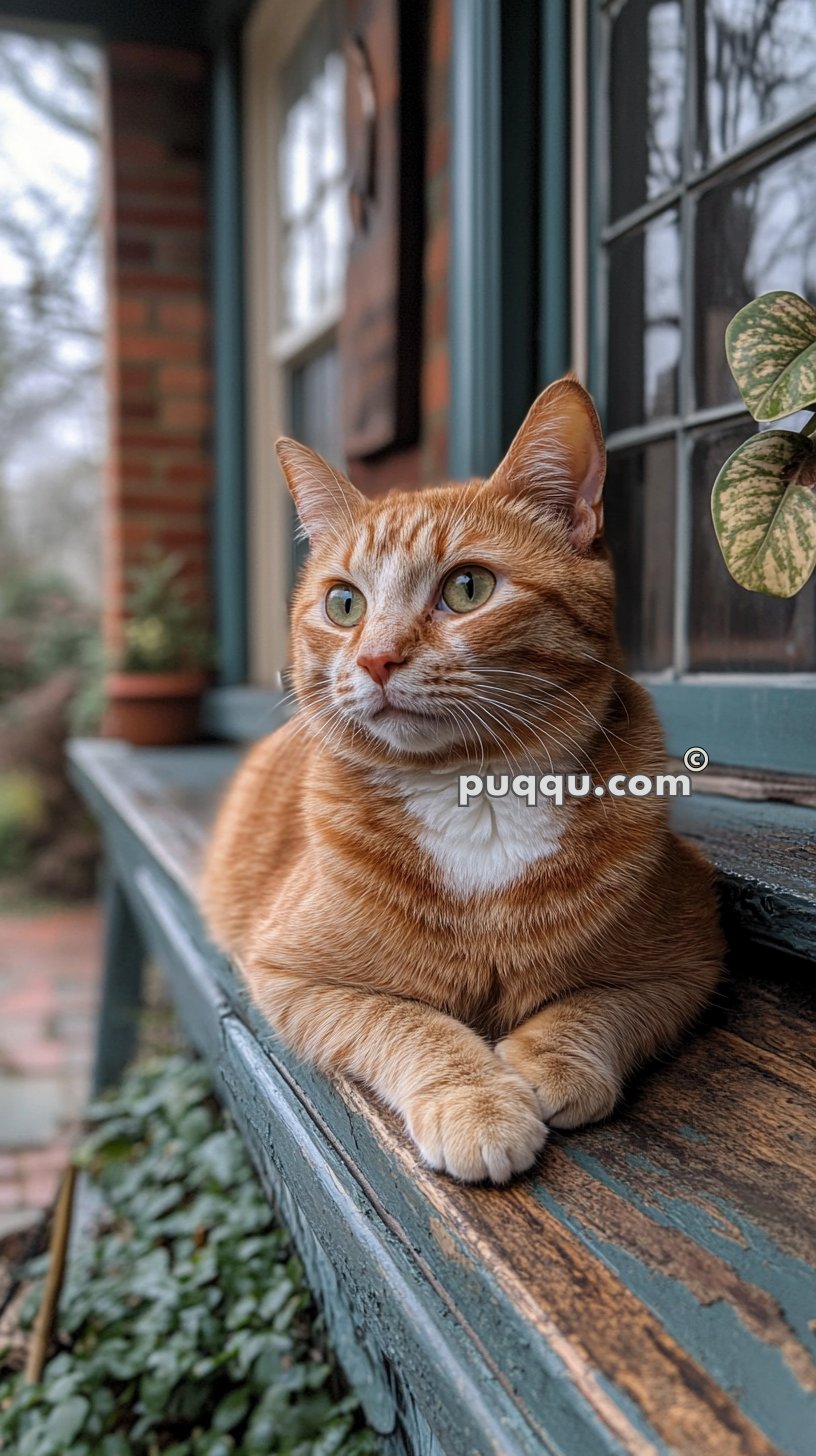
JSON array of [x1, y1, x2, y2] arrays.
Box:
[[277, 377, 619, 769]]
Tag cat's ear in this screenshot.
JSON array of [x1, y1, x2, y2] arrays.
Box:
[[488, 377, 606, 549], [275, 438, 364, 540]]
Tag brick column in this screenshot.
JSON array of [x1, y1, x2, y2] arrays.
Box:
[[102, 43, 212, 656]]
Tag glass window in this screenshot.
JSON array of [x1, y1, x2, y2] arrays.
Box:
[[695, 139, 816, 408], [609, 0, 685, 219], [605, 439, 676, 671], [278, 5, 349, 331], [601, 0, 816, 674], [287, 347, 342, 595], [607, 209, 681, 432], [698, 0, 816, 166]]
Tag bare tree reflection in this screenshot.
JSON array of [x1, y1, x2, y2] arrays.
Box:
[[698, 0, 815, 163]]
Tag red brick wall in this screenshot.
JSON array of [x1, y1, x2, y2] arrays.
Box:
[[102, 43, 212, 656]]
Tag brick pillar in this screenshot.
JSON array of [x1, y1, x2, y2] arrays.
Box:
[[102, 43, 212, 656]]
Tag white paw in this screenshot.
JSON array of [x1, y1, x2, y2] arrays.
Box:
[[495, 1038, 619, 1129], [405, 1070, 548, 1184]]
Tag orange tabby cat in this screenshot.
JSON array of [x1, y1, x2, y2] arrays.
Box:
[[201, 377, 723, 1184]]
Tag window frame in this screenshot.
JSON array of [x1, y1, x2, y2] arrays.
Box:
[[591, 0, 816, 773], [450, 0, 816, 776], [242, 0, 346, 687]]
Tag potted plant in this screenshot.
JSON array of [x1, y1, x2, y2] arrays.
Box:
[[102, 548, 215, 747]]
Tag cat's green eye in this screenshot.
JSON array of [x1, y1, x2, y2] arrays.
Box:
[[440, 565, 496, 614], [325, 583, 366, 627]]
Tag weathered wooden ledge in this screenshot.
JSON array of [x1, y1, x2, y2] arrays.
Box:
[[69, 738, 816, 1456]]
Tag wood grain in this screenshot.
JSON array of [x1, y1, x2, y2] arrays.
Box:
[[68, 740, 816, 1456]]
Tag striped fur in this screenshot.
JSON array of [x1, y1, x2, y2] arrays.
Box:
[[201, 379, 723, 1184]]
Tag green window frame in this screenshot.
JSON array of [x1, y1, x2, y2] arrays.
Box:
[[592, 0, 816, 776], [212, 30, 249, 691], [450, 0, 816, 776]]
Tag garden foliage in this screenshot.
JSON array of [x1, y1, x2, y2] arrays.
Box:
[[0, 1056, 376, 1456]]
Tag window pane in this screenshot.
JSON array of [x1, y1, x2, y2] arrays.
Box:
[[698, 0, 816, 167], [695, 139, 816, 409], [318, 52, 345, 183], [689, 423, 816, 670], [605, 439, 676, 671], [607, 209, 681, 433], [282, 223, 319, 329], [278, 1, 348, 331], [609, 0, 684, 220], [288, 347, 342, 594], [280, 96, 318, 223]]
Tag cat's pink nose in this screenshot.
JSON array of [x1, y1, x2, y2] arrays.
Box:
[[357, 650, 407, 688]]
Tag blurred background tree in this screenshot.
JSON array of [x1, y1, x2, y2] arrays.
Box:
[[0, 32, 102, 595], [0, 31, 104, 898]]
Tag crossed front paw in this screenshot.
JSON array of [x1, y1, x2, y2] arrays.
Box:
[[495, 1032, 620, 1129], [405, 1068, 548, 1184]]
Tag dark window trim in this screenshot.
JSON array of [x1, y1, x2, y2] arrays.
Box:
[[592, 0, 816, 774], [211, 30, 249, 689]]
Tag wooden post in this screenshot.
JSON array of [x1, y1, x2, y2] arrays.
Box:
[[24, 1165, 77, 1385], [93, 869, 146, 1094]]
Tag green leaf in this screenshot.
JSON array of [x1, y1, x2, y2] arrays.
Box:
[[726, 291, 816, 421], [213, 1388, 251, 1433], [196, 1131, 243, 1189], [711, 430, 816, 596], [44, 1394, 90, 1445], [98, 1436, 132, 1456]]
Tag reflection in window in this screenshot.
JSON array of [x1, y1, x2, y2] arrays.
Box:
[[695, 140, 816, 408], [699, 0, 816, 166], [608, 210, 681, 432], [287, 347, 342, 596], [605, 439, 676, 672], [609, 0, 684, 219], [279, 5, 348, 331]]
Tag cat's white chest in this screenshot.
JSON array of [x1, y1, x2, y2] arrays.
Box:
[[392, 766, 566, 896]]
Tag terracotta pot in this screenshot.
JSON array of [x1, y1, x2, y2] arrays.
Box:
[[102, 672, 208, 747]]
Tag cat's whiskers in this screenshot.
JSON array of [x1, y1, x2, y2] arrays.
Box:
[[474, 692, 560, 776], [577, 650, 633, 725], [448, 699, 487, 774], [481, 697, 612, 820], [482, 667, 631, 764], [483, 688, 613, 801], [458, 698, 525, 780], [465, 695, 553, 778], [477, 682, 610, 782], [309, 703, 352, 759]]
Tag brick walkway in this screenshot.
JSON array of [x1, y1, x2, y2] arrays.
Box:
[[0, 904, 101, 1239]]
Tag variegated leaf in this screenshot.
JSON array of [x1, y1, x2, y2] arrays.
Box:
[[725, 291, 816, 421], [711, 430, 816, 597]]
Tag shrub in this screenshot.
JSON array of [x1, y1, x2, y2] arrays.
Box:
[[0, 770, 46, 874], [120, 550, 214, 674], [0, 572, 101, 715], [0, 1056, 376, 1456]]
